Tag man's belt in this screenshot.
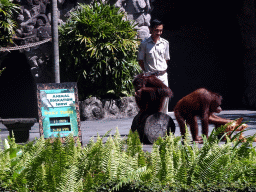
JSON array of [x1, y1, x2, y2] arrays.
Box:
[[143, 69, 167, 77]]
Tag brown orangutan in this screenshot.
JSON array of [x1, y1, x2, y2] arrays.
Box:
[[174, 88, 222, 143], [133, 71, 173, 115]]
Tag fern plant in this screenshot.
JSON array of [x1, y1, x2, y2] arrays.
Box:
[[1, 135, 83, 191], [0, 125, 256, 191]]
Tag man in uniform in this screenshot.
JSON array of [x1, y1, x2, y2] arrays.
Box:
[[137, 19, 170, 114]]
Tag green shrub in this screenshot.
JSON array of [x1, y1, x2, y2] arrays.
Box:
[[0, 0, 20, 46], [0, 124, 256, 191], [59, 0, 141, 100]]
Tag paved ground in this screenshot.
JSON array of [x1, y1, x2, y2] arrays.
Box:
[[0, 110, 256, 152]]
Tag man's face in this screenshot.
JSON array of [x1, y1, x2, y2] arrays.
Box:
[[150, 24, 163, 40]]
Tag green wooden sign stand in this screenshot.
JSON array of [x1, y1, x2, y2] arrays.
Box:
[[37, 82, 82, 143]]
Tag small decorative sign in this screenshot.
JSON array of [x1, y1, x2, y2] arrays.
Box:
[[37, 82, 81, 142]]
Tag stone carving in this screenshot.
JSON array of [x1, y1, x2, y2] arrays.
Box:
[[13, 0, 52, 82], [14, 0, 51, 44], [116, 0, 152, 40], [79, 97, 139, 120], [12, 0, 76, 83], [24, 43, 53, 82], [116, 0, 151, 26]]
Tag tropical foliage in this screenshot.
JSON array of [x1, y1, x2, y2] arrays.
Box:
[[59, 0, 141, 100], [0, 124, 256, 191], [0, 0, 19, 47]]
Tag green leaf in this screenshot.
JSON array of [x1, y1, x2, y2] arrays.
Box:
[[59, 0, 141, 99]]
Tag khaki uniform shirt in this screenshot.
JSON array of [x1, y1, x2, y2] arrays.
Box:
[[137, 36, 170, 73]]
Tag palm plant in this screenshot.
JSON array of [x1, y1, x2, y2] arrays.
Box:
[[0, 0, 19, 47], [59, 0, 141, 100]]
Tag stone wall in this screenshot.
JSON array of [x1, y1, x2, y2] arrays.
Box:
[[79, 96, 139, 120], [11, 0, 54, 83]]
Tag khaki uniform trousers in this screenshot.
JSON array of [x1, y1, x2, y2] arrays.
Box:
[[156, 73, 169, 114]]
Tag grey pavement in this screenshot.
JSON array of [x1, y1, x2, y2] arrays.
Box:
[[1, 110, 256, 152]]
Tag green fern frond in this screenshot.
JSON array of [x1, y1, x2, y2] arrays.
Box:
[[107, 136, 119, 179], [183, 123, 192, 145], [113, 127, 124, 151], [164, 147, 175, 183], [151, 143, 161, 178], [113, 166, 148, 191], [57, 165, 83, 192], [126, 130, 143, 157], [197, 142, 232, 184], [116, 151, 129, 179], [176, 153, 188, 186]]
